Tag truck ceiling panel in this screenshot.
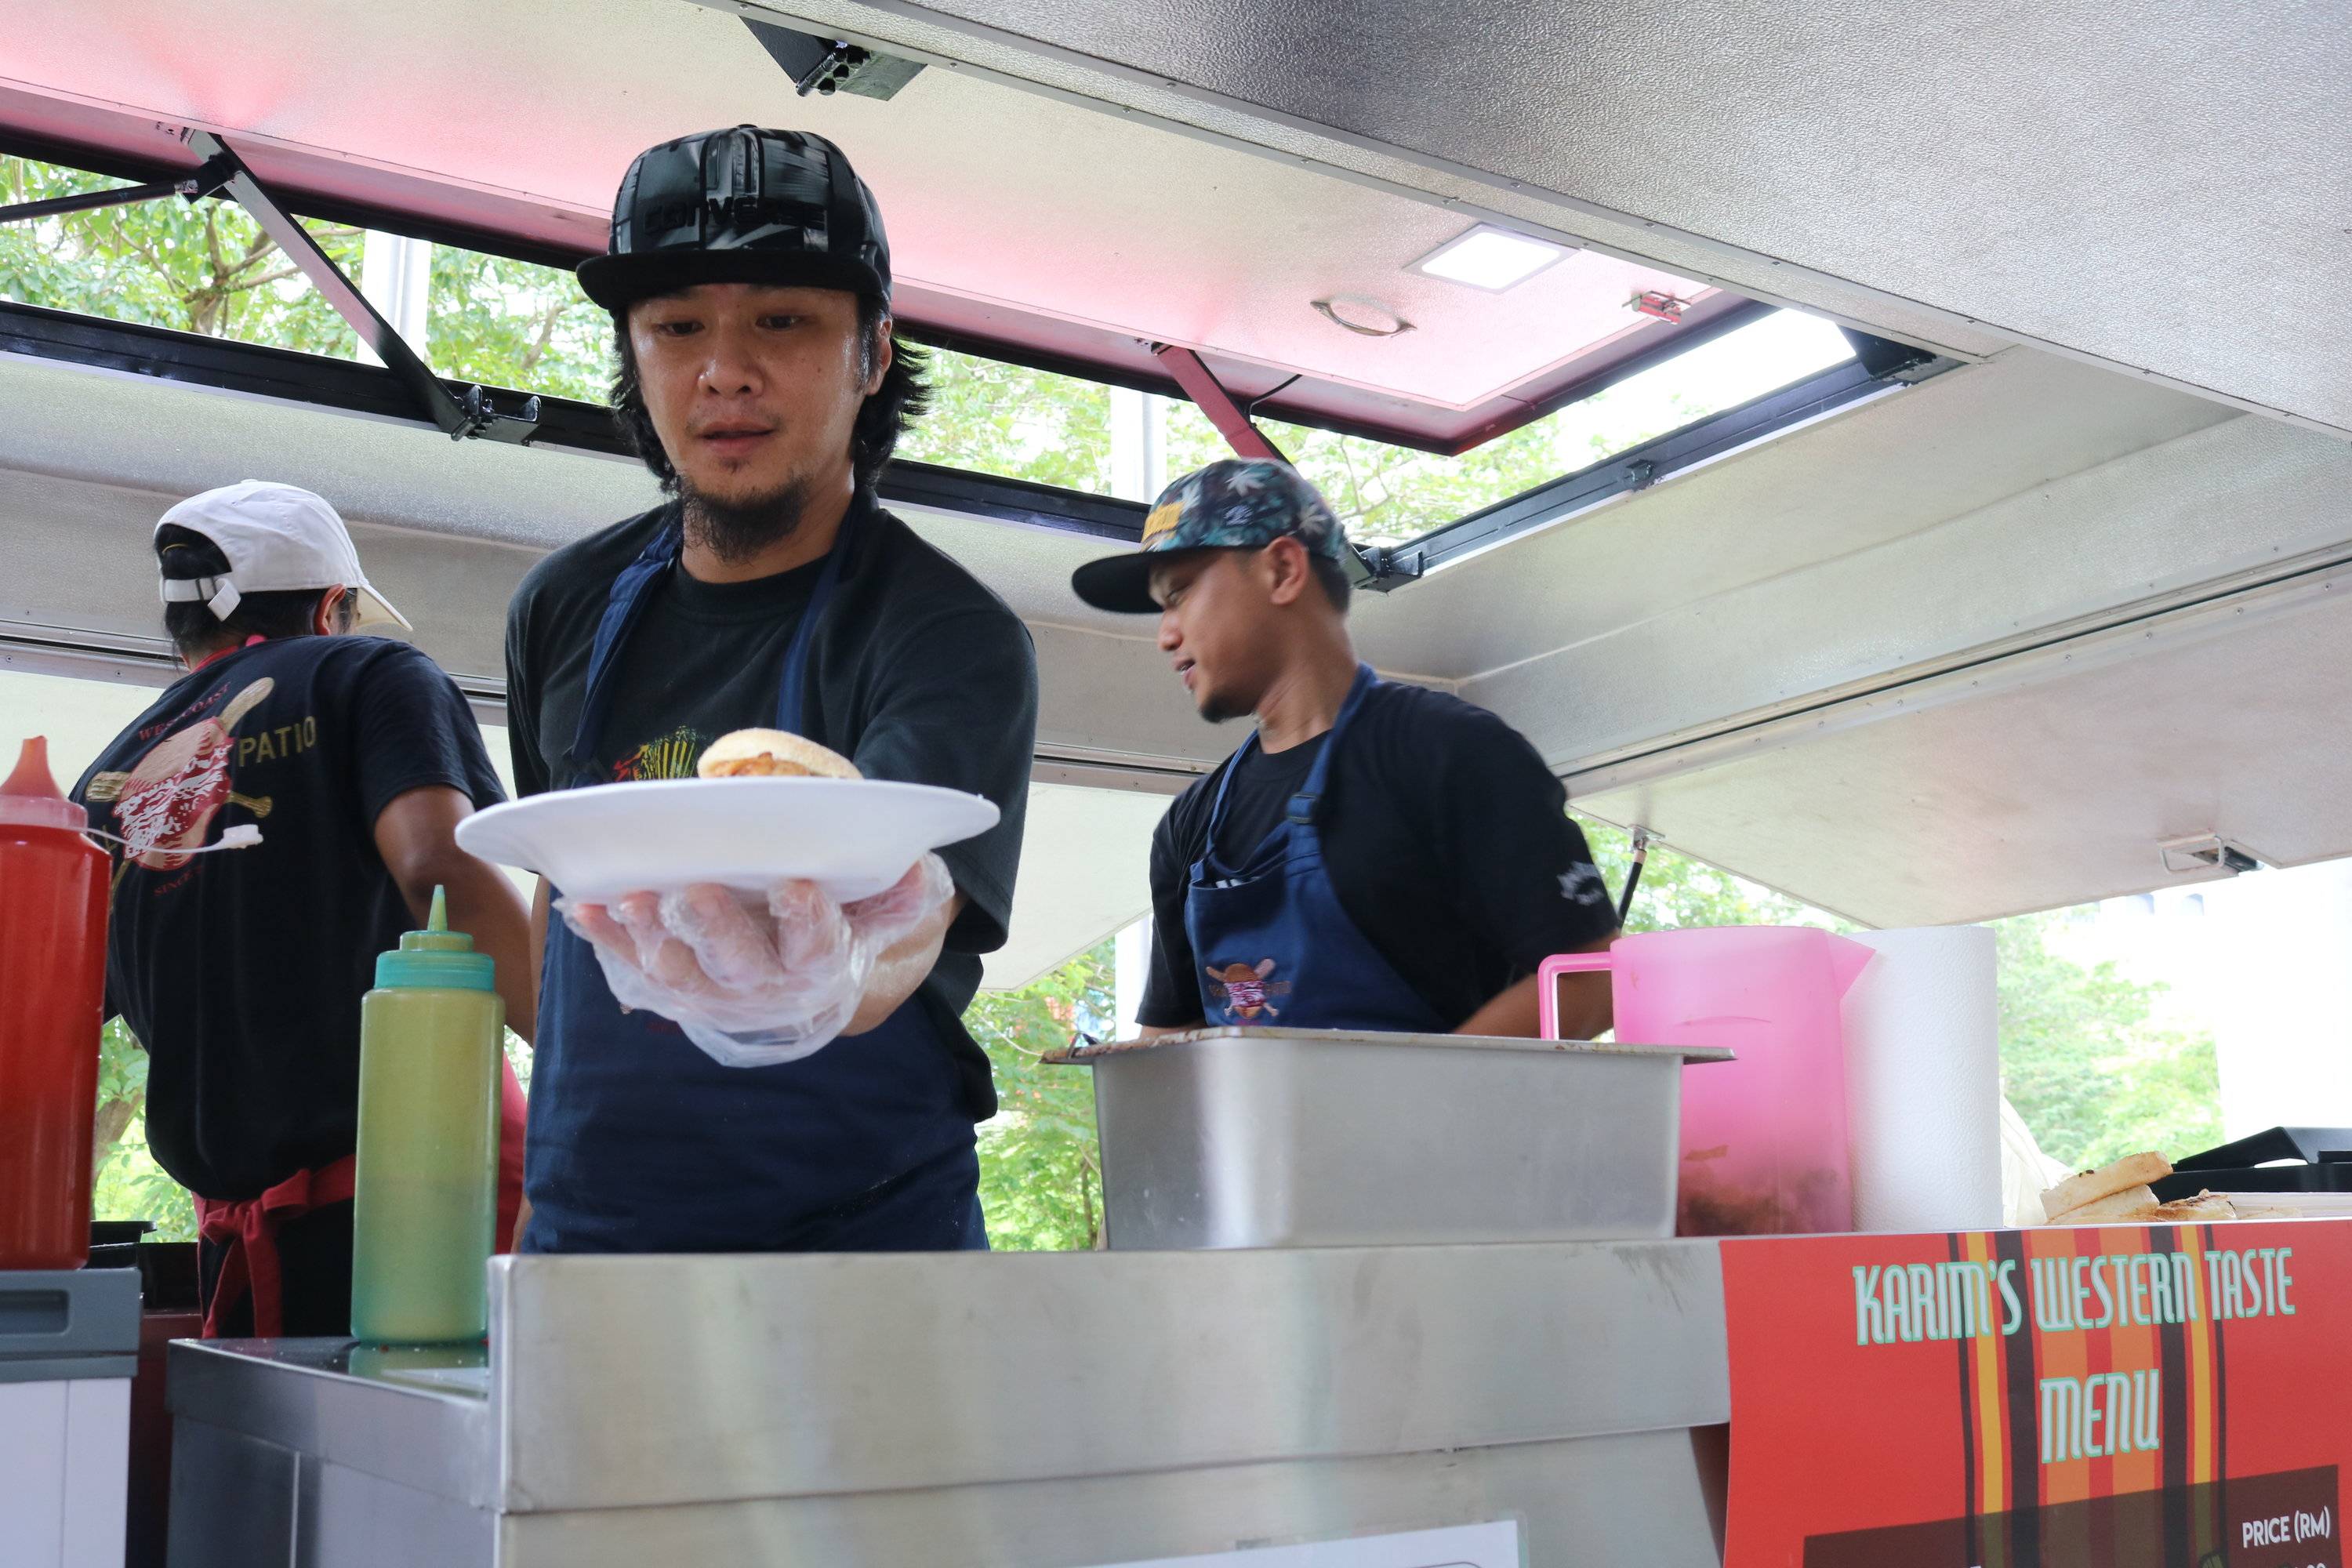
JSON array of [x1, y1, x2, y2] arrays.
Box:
[[0, 0, 1743, 452], [1384, 350, 2235, 681], [898, 0, 2352, 437], [1570, 578, 2352, 927]]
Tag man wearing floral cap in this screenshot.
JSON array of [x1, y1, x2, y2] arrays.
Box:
[[1071, 459, 1618, 1039]]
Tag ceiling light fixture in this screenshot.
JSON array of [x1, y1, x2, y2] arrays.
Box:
[[1409, 223, 1572, 292]]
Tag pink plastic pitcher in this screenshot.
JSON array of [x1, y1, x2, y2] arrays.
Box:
[[1540, 927, 1874, 1236]]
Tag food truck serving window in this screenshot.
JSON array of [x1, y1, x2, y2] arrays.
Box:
[[3, 149, 1864, 561]]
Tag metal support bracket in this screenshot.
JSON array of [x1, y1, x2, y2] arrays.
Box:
[[2157, 833, 2263, 877], [0, 152, 235, 230], [180, 131, 540, 445], [1149, 343, 1287, 464], [1357, 544, 1425, 593], [1617, 825, 1654, 924], [743, 18, 926, 100]]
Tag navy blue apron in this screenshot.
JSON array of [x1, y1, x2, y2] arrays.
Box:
[[1186, 665, 1450, 1033], [522, 509, 986, 1254]]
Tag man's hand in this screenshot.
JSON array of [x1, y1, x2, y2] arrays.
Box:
[[558, 854, 956, 1065]]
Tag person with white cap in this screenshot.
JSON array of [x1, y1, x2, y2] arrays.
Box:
[[69, 481, 535, 1338]]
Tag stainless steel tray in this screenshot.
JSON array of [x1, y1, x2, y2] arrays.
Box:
[[1051, 1028, 1731, 1250]]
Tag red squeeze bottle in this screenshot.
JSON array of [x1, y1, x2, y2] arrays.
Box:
[[0, 737, 111, 1269]]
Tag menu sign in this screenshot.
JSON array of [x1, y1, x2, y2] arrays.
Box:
[[1721, 1221, 2352, 1566]]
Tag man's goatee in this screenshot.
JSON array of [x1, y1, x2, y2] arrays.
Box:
[[681, 477, 810, 564]]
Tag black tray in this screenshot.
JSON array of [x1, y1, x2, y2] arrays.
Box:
[[2151, 1126, 2352, 1201], [136, 1242, 200, 1312]]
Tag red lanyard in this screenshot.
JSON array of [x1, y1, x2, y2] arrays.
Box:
[[191, 633, 268, 673]]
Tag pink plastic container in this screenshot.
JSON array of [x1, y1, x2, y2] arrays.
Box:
[[1540, 927, 1874, 1236]]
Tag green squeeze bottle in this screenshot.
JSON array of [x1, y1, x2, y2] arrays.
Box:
[[350, 887, 503, 1345]]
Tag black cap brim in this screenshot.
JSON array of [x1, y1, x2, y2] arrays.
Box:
[[577, 249, 887, 313], [1071, 546, 1225, 614], [1070, 551, 1160, 614]]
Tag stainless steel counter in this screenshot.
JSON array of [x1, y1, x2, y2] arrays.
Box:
[[167, 1240, 1733, 1566]]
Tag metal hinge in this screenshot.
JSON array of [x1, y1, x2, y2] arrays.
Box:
[[1358, 544, 1425, 592], [1629, 290, 1690, 324], [456, 384, 544, 445], [2157, 833, 2264, 877]]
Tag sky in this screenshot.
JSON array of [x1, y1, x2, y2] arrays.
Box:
[[1530, 307, 1858, 475]]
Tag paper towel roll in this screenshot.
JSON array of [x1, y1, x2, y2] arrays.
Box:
[[1841, 925, 2002, 1232]]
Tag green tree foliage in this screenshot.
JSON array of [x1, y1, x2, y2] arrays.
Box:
[[1, 158, 361, 354], [1, 155, 610, 401], [1993, 911, 2222, 1169], [92, 1018, 197, 1242], [423, 248, 609, 401], [899, 351, 1116, 495], [965, 942, 1117, 1250]]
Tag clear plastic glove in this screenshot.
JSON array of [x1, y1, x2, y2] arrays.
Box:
[[559, 853, 954, 1068]]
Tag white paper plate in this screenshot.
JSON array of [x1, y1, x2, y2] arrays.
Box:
[[455, 778, 1000, 902]]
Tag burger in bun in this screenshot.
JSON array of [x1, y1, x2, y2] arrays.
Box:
[[695, 728, 862, 780]]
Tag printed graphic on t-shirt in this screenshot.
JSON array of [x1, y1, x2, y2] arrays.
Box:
[[612, 725, 704, 782], [1205, 958, 1290, 1022], [1559, 862, 1610, 907], [83, 677, 278, 871]]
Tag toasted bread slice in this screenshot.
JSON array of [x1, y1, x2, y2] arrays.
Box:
[[2041, 1152, 2172, 1222], [2047, 1184, 2161, 1225], [2150, 1192, 2237, 1223]]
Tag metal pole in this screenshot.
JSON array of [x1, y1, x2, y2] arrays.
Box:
[[0, 179, 186, 228], [1149, 343, 1286, 464], [356, 230, 435, 371], [180, 130, 483, 438], [1617, 826, 1653, 925]]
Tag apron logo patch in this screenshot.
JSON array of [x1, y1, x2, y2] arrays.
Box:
[[1205, 959, 1290, 1022]]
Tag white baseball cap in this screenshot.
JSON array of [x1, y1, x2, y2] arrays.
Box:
[[155, 481, 411, 632]]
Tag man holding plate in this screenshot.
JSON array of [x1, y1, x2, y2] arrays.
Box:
[[503, 128, 1037, 1253]]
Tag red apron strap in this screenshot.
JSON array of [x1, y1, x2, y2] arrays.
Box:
[[194, 1155, 358, 1338], [495, 1053, 528, 1255], [195, 1058, 523, 1337]]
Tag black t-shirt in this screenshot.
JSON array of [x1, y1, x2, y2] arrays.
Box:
[[504, 493, 1038, 1120], [1139, 680, 1618, 1029], [71, 636, 506, 1200]]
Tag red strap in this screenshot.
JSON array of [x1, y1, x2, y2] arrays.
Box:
[[194, 1155, 358, 1339], [195, 1062, 527, 1338], [495, 1054, 527, 1256], [191, 633, 268, 673]]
